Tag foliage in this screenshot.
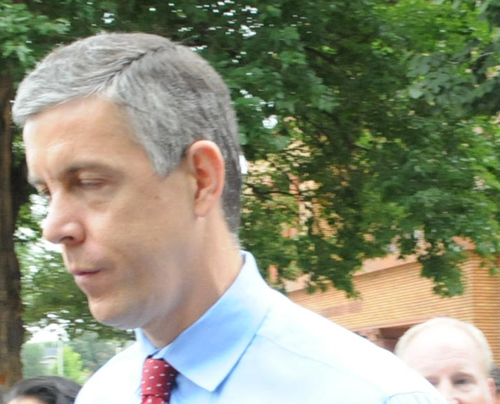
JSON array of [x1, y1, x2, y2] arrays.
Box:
[[221, 0, 500, 296], [69, 332, 125, 375], [21, 341, 89, 383], [21, 343, 49, 378], [51, 346, 88, 384], [0, 0, 69, 80]]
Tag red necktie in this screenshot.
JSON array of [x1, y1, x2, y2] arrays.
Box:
[[141, 357, 178, 404]]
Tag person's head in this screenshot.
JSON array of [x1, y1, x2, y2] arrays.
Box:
[[5, 376, 81, 404], [395, 317, 496, 404], [13, 32, 242, 235], [14, 33, 243, 346]]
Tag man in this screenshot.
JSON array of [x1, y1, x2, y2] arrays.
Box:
[[395, 317, 496, 404], [14, 32, 446, 404]]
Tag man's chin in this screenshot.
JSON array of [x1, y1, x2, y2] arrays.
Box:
[[89, 303, 136, 330]]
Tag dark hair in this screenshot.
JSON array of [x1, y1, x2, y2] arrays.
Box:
[[6, 376, 81, 404]]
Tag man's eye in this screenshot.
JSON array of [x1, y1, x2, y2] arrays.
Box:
[[455, 378, 472, 386], [78, 179, 103, 187]]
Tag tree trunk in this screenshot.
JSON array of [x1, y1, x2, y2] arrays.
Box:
[[0, 73, 24, 386]]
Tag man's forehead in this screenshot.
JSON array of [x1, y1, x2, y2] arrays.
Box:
[[412, 326, 475, 347], [22, 97, 149, 180]]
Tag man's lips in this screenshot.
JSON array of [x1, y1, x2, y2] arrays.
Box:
[[71, 269, 101, 276], [70, 268, 105, 294]]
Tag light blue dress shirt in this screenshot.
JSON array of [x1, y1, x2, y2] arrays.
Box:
[[76, 251, 445, 404]]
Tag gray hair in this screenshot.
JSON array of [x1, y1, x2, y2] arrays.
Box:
[[13, 32, 242, 234], [395, 317, 493, 374]]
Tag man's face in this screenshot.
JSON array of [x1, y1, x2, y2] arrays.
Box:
[[23, 97, 198, 335], [401, 326, 496, 404]]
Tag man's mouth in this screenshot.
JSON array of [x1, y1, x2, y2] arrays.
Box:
[[70, 268, 106, 295], [71, 268, 101, 277]]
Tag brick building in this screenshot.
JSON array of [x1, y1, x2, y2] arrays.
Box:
[[287, 248, 500, 364]]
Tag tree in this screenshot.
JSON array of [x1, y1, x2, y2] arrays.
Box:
[[54, 345, 88, 384], [21, 341, 89, 383], [69, 332, 125, 375], [7, 0, 500, 382], [21, 342, 48, 378]]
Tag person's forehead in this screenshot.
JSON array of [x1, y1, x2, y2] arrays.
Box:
[[410, 326, 480, 352], [23, 96, 151, 180], [23, 96, 135, 149]]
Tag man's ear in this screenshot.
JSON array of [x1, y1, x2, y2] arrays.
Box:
[[487, 377, 496, 403], [184, 140, 225, 218]]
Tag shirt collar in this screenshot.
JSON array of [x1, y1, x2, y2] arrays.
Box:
[[135, 251, 271, 391]]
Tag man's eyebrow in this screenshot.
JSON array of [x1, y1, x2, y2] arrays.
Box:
[[454, 371, 475, 377], [28, 162, 117, 187]]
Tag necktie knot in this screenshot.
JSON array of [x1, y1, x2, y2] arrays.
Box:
[[141, 357, 178, 404]]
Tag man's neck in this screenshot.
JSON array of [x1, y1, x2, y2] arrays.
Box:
[[143, 220, 243, 348]]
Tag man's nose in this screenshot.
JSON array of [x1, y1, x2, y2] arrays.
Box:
[[436, 382, 460, 404], [42, 195, 84, 245]]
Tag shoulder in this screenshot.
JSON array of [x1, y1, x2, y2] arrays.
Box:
[[246, 291, 442, 401]]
